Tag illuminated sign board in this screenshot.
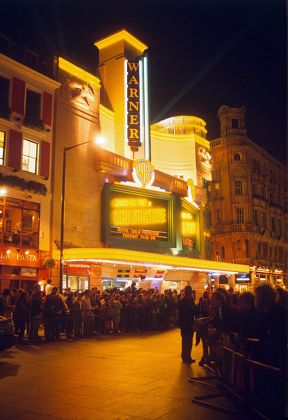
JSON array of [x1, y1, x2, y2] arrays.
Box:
[[111, 194, 168, 241], [180, 202, 200, 257], [124, 56, 150, 158], [235, 273, 251, 284], [125, 60, 141, 152], [0, 247, 40, 267], [102, 184, 175, 251]]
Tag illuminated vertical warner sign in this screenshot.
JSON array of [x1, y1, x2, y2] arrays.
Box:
[[125, 55, 150, 157], [126, 60, 141, 152]]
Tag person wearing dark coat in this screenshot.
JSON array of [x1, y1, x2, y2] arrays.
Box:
[[14, 289, 29, 342], [238, 292, 258, 338], [177, 285, 198, 364], [44, 287, 65, 341], [210, 291, 241, 333]]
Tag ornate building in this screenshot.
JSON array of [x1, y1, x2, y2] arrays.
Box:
[[210, 105, 288, 288], [0, 43, 59, 290]]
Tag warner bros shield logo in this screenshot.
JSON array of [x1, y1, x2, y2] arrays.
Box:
[[132, 159, 155, 188]]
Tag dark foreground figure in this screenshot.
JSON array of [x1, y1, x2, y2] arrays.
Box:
[[177, 285, 197, 364]]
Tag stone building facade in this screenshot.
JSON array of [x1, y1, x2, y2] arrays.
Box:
[[210, 105, 288, 288]]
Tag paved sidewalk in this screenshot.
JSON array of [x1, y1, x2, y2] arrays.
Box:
[[0, 329, 253, 419]]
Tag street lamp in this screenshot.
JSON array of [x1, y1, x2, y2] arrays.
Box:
[[59, 135, 104, 291]]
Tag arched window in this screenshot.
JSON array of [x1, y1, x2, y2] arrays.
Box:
[[234, 153, 241, 161]]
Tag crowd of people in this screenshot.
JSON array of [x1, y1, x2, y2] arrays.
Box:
[[0, 281, 287, 370], [177, 284, 287, 369], [0, 281, 179, 342]]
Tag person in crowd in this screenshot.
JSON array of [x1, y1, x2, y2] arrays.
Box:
[[196, 290, 212, 366], [65, 292, 75, 339], [111, 294, 122, 333], [29, 284, 43, 341], [82, 289, 94, 336], [1, 288, 12, 319], [255, 284, 286, 367], [177, 285, 198, 364], [44, 287, 65, 341], [72, 292, 82, 338], [238, 292, 258, 338], [210, 290, 241, 333], [10, 288, 18, 305], [275, 286, 288, 310], [44, 279, 53, 296], [14, 289, 29, 343]]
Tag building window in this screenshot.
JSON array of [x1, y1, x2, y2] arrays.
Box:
[[25, 89, 42, 128], [246, 239, 249, 257], [269, 191, 274, 203], [277, 219, 282, 235], [260, 212, 266, 228], [1, 197, 39, 248], [236, 207, 244, 223], [252, 159, 261, 174], [216, 209, 221, 225], [233, 153, 241, 161], [254, 209, 259, 225], [260, 186, 265, 198], [214, 182, 220, 197], [0, 76, 10, 118], [231, 118, 239, 129], [0, 130, 5, 165], [22, 139, 38, 173], [234, 180, 243, 195], [271, 217, 276, 232]]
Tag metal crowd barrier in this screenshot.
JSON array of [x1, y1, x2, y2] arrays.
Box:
[[188, 336, 285, 418]]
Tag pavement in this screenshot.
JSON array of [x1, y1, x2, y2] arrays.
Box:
[[0, 329, 256, 420]]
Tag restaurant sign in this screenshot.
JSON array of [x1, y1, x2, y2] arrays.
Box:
[[0, 247, 40, 267]]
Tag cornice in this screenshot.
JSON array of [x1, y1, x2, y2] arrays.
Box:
[[0, 54, 60, 90]]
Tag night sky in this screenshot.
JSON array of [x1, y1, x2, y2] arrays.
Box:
[[1, 0, 286, 163]]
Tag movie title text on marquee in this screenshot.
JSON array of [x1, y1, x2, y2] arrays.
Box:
[[110, 194, 168, 242]]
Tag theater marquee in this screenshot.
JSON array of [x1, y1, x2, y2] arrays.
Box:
[[102, 184, 176, 251]]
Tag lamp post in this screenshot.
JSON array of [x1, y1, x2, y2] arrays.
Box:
[[59, 137, 104, 291]]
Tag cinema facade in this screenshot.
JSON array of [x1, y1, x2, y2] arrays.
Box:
[[45, 29, 249, 296]]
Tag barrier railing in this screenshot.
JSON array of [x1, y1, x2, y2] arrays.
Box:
[[188, 334, 285, 418]]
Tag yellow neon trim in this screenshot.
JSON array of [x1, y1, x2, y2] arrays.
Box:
[[62, 248, 250, 274], [95, 29, 148, 53], [100, 104, 115, 119], [58, 57, 101, 88]]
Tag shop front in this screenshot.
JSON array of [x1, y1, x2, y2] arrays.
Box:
[[62, 247, 249, 297], [0, 246, 40, 291], [0, 196, 41, 291]]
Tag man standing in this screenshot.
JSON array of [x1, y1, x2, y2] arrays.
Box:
[[177, 285, 197, 364]]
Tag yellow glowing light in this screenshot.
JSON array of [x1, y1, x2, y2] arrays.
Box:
[[95, 135, 106, 146], [112, 198, 150, 208], [0, 188, 7, 196], [58, 57, 101, 88], [95, 29, 148, 53], [6, 249, 11, 255], [181, 211, 193, 220], [62, 248, 250, 275], [111, 208, 166, 226], [182, 221, 196, 236]]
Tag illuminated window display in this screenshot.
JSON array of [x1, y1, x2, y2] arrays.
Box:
[[0, 197, 39, 248]]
